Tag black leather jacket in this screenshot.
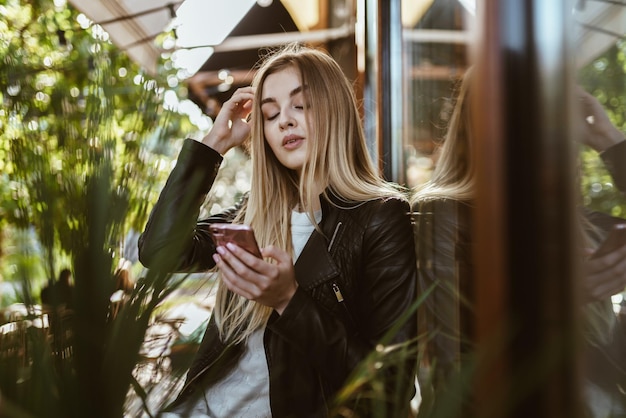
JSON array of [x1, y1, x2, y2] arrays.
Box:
[[138, 139, 418, 417]]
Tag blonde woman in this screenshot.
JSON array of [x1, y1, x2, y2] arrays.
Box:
[[139, 44, 418, 417], [412, 71, 626, 415]]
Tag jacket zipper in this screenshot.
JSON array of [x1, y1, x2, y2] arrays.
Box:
[[328, 222, 358, 334], [327, 221, 342, 252], [332, 282, 344, 302], [331, 281, 359, 334]]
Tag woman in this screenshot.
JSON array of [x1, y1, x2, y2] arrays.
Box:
[[139, 44, 418, 417], [412, 71, 626, 415]]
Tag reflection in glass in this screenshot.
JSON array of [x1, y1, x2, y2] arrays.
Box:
[[405, 0, 626, 416]]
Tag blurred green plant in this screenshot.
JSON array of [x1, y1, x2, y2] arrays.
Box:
[[0, 0, 210, 416], [0, 0, 193, 283]]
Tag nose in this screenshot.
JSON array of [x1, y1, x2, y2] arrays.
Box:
[[278, 108, 296, 130]]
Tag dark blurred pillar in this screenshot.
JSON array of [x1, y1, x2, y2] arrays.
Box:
[[362, 0, 404, 183], [472, 1, 583, 417]]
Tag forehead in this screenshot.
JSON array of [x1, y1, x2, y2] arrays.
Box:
[[260, 66, 302, 100]]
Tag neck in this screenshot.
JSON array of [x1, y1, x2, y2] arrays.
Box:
[[296, 187, 323, 213]]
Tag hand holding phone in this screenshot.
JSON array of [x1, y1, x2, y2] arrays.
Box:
[[210, 224, 297, 313], [209, 223, 262, 258]]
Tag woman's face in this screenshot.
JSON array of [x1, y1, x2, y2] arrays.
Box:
[[260, 66, 309, 174]]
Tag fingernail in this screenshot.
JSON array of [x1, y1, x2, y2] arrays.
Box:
[[216, 246, 225, 255], [226, 242, 237, 251], [213, 254, 220, 263]]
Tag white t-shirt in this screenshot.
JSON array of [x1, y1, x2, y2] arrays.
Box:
[[165, 209, 322, 418], [291, 209, 322, 259]]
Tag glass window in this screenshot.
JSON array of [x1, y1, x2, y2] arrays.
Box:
[[402, 0, 472, 189], [403, 0, 626, 415]]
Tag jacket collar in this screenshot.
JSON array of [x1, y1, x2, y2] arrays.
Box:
[[293, 190, 349, 290]]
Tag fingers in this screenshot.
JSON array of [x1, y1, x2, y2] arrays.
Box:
[[221, 243, 264, 274], [213, 87, 256, 126], [203, 87, 256, 153], [214, 260, 256, 301], [212, 243, 297, 312], [222, 87, 255, 118], [213, 243, 273, 297]]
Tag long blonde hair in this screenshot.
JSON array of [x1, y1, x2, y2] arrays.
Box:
[[411, 69, 476, 204], [214, 44, 406, 344]]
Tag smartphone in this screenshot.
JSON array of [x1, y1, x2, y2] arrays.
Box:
[[592, 223, 626, 259], [209, 223, 262, 258]]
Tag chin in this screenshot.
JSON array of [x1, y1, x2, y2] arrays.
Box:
[[277, 157, 306, 172], [285, 164, 304, 173]]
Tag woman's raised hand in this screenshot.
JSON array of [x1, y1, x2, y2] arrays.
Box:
[[202, 87, 256, 155], [213, 243, 298, 315], [578, 87, 625, 152]]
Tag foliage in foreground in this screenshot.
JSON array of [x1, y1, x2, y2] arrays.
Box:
[[0, 0, 197, 416]]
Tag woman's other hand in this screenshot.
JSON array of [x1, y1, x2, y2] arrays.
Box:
[[213, 243, 298, 315], [202, 87, 255, 155]]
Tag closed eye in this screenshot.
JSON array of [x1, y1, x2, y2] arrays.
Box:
[[266, 113, 279, 121]]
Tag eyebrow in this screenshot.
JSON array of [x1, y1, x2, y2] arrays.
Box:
[[260, 85, 304, 106]]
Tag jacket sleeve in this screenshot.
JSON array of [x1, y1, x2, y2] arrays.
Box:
[[138, 139, 241, 273], [414, 199, 474, 391], [267, 198, 418, 412]]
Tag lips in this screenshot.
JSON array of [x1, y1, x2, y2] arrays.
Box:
[[282, 134, 304, 149]]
